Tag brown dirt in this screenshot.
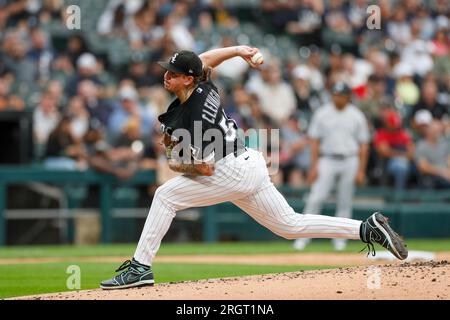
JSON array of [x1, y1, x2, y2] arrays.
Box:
[[9, 260, 450, 300]]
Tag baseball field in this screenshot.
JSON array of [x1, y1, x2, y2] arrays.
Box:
[[1, 239, 449, 300]]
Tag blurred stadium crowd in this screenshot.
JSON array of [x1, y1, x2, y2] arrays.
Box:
[[0, 0, 449, 191]]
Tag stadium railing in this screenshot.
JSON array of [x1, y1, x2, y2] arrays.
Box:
[[0, 165, 155, 246]]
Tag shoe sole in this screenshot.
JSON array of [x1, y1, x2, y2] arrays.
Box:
[[372, 213, 408, 260], [100, 279, 155, 290]]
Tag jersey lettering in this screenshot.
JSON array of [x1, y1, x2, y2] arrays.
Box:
[[202, 91, 220, 124], [219, 110, 237, 142], [158, 79, 244, 161]]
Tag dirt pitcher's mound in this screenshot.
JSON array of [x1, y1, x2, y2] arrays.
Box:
[[15, 261, 449, 300]]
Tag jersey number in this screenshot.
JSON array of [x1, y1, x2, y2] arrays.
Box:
[[218, 111, 237, 142]]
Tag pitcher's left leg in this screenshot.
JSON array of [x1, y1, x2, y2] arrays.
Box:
[[233, 182, 361, 240]]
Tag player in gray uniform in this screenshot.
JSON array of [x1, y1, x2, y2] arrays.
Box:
[[293, 83, 369, 251], [100, 47, 407, 290]]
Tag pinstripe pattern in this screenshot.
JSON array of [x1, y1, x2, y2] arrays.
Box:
[[134, 149, 361, 266]]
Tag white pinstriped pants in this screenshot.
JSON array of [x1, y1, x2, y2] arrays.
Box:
[[134, 148, 362, 266]]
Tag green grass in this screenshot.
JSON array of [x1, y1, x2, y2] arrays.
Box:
[[0, 239, 449, 259], [0, 262, 325, 299]]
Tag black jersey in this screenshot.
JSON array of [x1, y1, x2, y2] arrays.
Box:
[[158, 79, 245, 162]]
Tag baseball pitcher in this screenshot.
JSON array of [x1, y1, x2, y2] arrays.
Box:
[[100, 46, 407, 289]]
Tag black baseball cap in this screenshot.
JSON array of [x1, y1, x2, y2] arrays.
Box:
[[331, 82, 352, 95], [158, 51, 203, 77]]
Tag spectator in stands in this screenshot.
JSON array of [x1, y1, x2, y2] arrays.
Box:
[[374, 109, 415, 191], [0, 75, 25, 111], [412, 109, 433, 139], [415, 4, 436, 40], [0, 0, 33, 28], [340, 53, 373, 99], [1, 32, 36, 83], [400, 19, 434, 78], [393, 63, 420, 108], [291, 64, 322, 114], [303, 49, 325, 92], [365, 49, 395, 96], [63, 35, 89, 67], [433, 0, 450, 17], [83, 122, 139, 180], [140, 85, 170, 121], [260, 0, 298, 32], [224, 85, 252, 129], [147, 36, 177, 80], [96, 56, 117, 95], [357, 75, 390, 130], [97, 1, 128, 38], [26, 28, 54, 82], [239, 93, 265, 134], [403, 0, 423, 20], [122, 56, 157, 89], [431, 29, 450, 85], [43, 115, 87, 170], [410, 80, 449, 126], [46, 79, 65, 109], [279, 115, 311, 187], [161, 11, 195, 51], [39, 0, 65, 25], [51, 53, 75, 88], [259, 114, 284, 185], [322, 0, 357, 53], [77, 80, 112, 126], [246, 58, 296, 125], [107, 84, 154, 146], [442, 76, 450, 132], [66, 96, 90, 141], [286, 0, 323, 47], [430, 28, 450, 57], [126, 2, 163, 50], [33, 92, 60, 145], [193, 10, 216, 52], [66, 53, 103, 97], [387, 7, 411, 48], [114, 114, 143, 149], [415, 120, 450, 189], [0, 76, 10, 111], [348, 0, 368, 32], [323, 48, 344, 85]]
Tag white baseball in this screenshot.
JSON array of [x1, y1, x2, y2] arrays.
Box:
[[251, 52, 264, 65]]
